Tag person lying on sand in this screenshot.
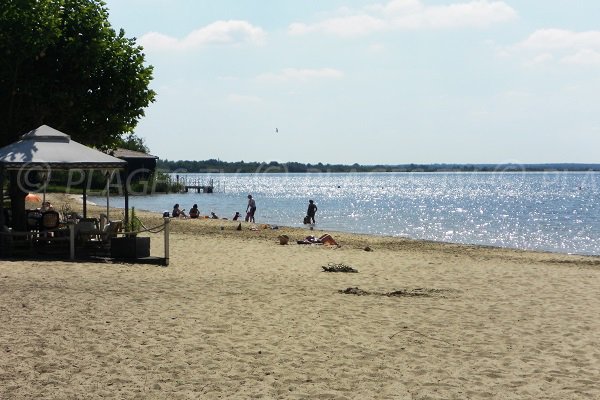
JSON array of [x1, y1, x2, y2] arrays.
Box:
[[296, 234, 338, 246]]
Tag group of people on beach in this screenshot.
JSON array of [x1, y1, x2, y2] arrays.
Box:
[[168, 195, 318, 226], [171, 203, 218, 219], [169, 194, 259, 222]]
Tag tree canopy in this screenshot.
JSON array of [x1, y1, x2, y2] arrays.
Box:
[[115, 134, 150, 154], [0, 0, 155, 149]]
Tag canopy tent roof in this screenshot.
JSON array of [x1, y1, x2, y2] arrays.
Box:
[[0, 125, 126, 170], [113, 148, 158, 160]]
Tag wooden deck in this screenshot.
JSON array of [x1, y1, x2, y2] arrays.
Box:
[[177, 177, 215, 193]]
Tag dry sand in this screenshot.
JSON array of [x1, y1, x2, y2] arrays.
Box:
[[1, 194, 599, 399]]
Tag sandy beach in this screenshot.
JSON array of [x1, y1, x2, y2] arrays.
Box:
[[1, 194, 600, 399]]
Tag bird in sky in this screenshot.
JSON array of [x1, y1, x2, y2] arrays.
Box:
[[275, 128, 278, 133]]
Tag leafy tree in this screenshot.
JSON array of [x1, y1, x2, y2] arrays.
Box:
[[0, 0, 155, 231], [0, 0, 155, 148], [115, 133, 150, 154]]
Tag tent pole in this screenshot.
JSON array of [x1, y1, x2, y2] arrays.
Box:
[[0, 166, 4, 228], [124, 167, 129, 230], [0, 167, 5, 258], [69, 222, 75, 260], [105, 171, 110, 221], [82, 170, 87, 218], [42, 172, 47, 205]]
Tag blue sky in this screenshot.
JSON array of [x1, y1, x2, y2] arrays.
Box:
[[103, 0, 600, 164]]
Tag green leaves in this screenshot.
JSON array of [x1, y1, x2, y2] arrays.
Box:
[[0, 0, 155, 148]]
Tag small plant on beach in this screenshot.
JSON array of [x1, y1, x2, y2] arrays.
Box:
[[126, 207, 142, 234], [59, 203, 74, 221], [322, 263, 358, 273]]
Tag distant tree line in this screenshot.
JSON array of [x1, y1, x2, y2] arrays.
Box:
[[156, 159, 600, 173]]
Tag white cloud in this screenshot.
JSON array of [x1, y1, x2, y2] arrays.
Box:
[[288, 0, 516, 37], [510, 29, 600, 67], [256, 68, 344, 83], [561, 49, 600, 66], [524, 53, 554, 67], [139, 20, 266, 51], [289, 15, 387, 37], [139, 32, 179, 50], [409, 1, 517, 29], [517, 29, 600, 51], [517, 29, 600, 49], [371, 0, 423, 15]]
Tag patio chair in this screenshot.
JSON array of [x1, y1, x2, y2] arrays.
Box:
[[31, 210, 69, 254], [41, 211, 60, 230], [102, 220, 123, 241], [26, 210, 43, 231], [82, 220, 123, 256], [75, 218, 100, 243], [40, 210, 61, 239]]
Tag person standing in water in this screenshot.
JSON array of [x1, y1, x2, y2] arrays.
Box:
[[246, 194, 256, 223], [307, 199, 318, 224]]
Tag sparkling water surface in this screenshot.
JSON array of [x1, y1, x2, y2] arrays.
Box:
[[90, 172, 600, 256]]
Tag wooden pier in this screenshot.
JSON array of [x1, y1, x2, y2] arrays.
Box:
[[176, 176, 215, 193]]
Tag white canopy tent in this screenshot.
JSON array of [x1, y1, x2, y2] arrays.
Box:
[[0, 125, 126, 169], [0, 125, 129, 229]]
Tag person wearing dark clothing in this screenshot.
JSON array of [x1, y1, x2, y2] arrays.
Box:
[[307, 200, 317, 224], [172, 204, 187, 218], [246, 194, 256, 223], [189, 204, 200, 219]]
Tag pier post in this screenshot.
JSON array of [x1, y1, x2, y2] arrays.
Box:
[[69, 222, 75, 260]]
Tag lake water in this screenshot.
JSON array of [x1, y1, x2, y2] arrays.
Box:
[[89, 172, 600, 256]]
